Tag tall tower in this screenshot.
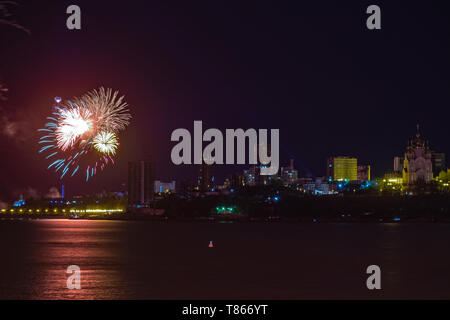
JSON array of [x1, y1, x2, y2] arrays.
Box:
[[128, 161, 154, 207], [197, 163, 214, 192]]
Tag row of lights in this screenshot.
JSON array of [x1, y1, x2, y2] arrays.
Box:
[[1, 208, 124, 214]]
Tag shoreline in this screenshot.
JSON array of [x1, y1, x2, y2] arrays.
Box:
[[1, 214, 449, 223]]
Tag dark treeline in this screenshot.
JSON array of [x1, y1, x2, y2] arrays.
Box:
[[153, 185, 450, 221]]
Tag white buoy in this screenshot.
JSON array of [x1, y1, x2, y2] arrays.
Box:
[[209, 240, 214, 248]]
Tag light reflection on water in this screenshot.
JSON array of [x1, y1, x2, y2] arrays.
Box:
[[0, 220, 450, 299]]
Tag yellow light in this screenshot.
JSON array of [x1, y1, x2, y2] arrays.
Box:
[[69, 208, 124, 213]]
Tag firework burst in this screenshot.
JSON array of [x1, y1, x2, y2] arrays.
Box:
[[55, 105, 92, 151], [72, 87, 131, 133], [38, 88, 131, 180], [93, 131, 118, 156]]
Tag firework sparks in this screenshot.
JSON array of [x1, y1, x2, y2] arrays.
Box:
[[55, 106, 92, 151], [38, 88, 131, 180], [93, 131, 118, 155], [73, 87, 131, 133]]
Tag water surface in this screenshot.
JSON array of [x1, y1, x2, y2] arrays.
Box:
[[0, 219, 449, 299]]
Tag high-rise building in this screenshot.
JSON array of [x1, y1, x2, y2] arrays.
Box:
[[197, 163, 214, 192], [394, 156, 404, 173], [327, 156, 357, 182], [280, 159, 298, 185], [357, 165, 371, 181], [128, 161, 154, 207], [431, 152, 446, 177], [230, 173, 246, 188]]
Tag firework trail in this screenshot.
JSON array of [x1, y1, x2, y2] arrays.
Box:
[[0, 1, 30, 102], [38, 88, 131, 181], [0, 82, 8, 101], [0, 1, 30, 34]]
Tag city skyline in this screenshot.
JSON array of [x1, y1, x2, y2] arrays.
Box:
[[0, 121, 447, 201], [1, 1, 449, 197]]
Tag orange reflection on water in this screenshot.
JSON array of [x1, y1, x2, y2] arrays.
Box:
[[25, 220, 133, 300]]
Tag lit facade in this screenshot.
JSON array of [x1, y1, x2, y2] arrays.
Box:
[[197, 163, 214, 192], [154, 180, 176, 193], [327, 157, 357, 182], [394, 156, 404, 173], [431, 152, 446, 178], [280, 159, 298, 185], [357, 165, 371, 181], [402, 127, 433, 184]]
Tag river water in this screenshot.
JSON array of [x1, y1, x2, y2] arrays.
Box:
[[0, 219, 449, 299]]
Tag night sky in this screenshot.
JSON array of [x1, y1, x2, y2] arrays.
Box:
[[1, 0, 450, 199]]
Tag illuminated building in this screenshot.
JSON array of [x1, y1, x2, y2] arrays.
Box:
[[383, 172, 403, 184], [197, 163, 214, 192], [431, 152, 446, 178], [280, 159, 298, 185], [380, 173, 403, 193], [259, 165, 278, 185], [299, 177, 315, 193], [128, 161, 154, 207], [357, 165, 371, 181], [243, 165, 277, 186], [437, 169, 450, 181], [394, 156, 404, 173], [402, 126, 433, 184], [243, 167, 258, 186], [230, 173, 246, 188], [326, 156, 357, 182], [154, 180, 176, 193], [314, 177, 330, 195]]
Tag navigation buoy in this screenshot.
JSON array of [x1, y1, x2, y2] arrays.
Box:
[[209, 240, 214, 248]]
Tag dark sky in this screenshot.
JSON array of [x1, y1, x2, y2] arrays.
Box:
[[1, 0, 450, 199]]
